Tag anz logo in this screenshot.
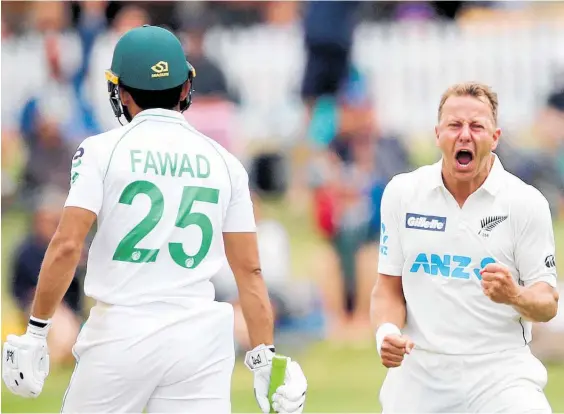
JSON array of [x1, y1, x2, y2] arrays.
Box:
[[410, 253, 495, 280]]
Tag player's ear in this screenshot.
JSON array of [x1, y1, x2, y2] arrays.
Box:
[[434, 125, 440, 147], [180, 80, 190, 101], [491, 127, 502, 151], [119, 87, 132, 107]]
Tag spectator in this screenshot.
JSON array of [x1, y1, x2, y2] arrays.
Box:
[[301, 1, 359, 105], [179, 15, 240, 152], [301, 1, 360, 150], [180, 19, 231, 102], [20, 103, 76, 200], [542, 90, 564, 172], [262, 1, 300, 26], [2, 2, 84, 144], [206, 1, 266, 28], [71, 1, 111, 137], [19, 29, 91, 149], [497, 88, 564, 218], [249, 151, 289, 198], [1, 128, 26, 208], [393, 2, 438, 21], [11, 186, 85, 365], [308, 67, 411, 341]]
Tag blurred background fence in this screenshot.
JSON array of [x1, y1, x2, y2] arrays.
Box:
[[2, 1, 564, 412], [203, 21, 564, 139]]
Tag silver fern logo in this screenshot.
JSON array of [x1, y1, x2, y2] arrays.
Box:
[[479, 215, 508, 238]]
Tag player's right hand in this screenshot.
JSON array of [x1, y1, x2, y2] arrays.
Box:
[[244, 344, 307, 413], [2, 319, 51, 398], [379, 334, 414, 368]]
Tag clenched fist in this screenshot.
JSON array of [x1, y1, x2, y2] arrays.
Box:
[[379, 334, 414, 368], [480, 263, 521, 305]]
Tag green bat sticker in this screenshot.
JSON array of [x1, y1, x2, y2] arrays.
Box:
[[268, 355, 287, 413]]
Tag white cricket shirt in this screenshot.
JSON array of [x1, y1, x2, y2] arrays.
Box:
[[378, 154, 558, 354], [64, 108, 256, 306]]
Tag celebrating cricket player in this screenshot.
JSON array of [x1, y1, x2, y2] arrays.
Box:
[[371, 82, 559, 413]]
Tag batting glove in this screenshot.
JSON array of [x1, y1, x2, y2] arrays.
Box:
[[2, 317, 51, 398], [244, 344, 308, 413]]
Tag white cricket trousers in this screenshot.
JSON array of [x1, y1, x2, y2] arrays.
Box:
[[380, 346, 552, 413], [61, 300, 235, 413]]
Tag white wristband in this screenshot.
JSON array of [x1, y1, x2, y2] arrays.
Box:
[[376, 323, 401, 356], [27, 316, 51, 339], [244, 344, 275, 371]]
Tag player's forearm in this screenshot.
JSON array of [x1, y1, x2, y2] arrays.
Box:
[[510, 283, 559, 323], [30, 236, 83, 320], [370, 280, 407, 331], [237, 269, 275, 347]]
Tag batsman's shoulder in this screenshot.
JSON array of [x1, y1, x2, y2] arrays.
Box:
[[75, 125, 130, 154], [209, 142, 248, 180], [72, 125, 135, 173], [192, 129, 248, 177]]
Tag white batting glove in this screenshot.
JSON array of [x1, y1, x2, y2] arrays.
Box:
[[2, 317, 51, 398], [244, 344, 308, 413]]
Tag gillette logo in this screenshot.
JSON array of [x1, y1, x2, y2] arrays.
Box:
[[406, 213, 447, 232]]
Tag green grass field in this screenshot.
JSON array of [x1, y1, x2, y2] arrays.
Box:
[[2, 201, 564, 413], [3, 344, 564, 413]]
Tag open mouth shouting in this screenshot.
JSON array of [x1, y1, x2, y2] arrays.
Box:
[[455, 149, 474, 170]]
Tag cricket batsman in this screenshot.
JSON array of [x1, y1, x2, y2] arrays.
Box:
[[2, 25, 307, 413], [371, 82, 559, 413]]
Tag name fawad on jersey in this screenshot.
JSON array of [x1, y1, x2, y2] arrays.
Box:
[[405, 213, 447, 232], [130, 149, 210, 178]]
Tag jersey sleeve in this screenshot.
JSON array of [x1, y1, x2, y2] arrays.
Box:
[[222, 155, 256, 233], [64, 138, 104, 215], [514, 189, 558, 288], [378, 176, 405, 276]]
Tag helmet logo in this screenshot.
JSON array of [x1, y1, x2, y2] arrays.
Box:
[[151, 61, 169, 78]]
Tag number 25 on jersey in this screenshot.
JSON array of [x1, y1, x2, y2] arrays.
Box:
[[112, 180, 219, 269]]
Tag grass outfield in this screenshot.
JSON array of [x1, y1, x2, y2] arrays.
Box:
[[2, 344, 564, 413], [2, 201, 564, 413]]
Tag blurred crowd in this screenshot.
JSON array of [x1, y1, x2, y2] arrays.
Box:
[[2, 1, 564, 365]]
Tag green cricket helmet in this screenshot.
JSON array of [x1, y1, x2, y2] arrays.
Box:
[[105, 25, 196, 123]]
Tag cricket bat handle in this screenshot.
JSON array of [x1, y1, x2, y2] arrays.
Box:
[[268, 355, 287, 413]]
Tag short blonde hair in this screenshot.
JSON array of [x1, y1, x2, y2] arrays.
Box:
[[438, 82, 498, 124]]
